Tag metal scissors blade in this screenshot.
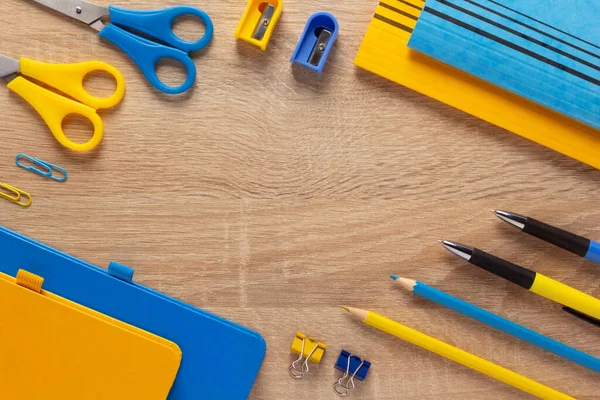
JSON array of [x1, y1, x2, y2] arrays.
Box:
[[30, 0, 107, 30], [0, 54, 20, 81]]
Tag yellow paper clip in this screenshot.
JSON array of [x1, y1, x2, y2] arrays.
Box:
[[288, 332, 326, 379], [0, 183, 32, 207], [234, 0, 283, 50]]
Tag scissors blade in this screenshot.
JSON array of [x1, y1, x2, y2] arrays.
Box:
[[30, 0, 107, 28], [0, 54, 20, 82]]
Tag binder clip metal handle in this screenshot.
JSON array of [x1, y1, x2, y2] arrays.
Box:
[[289, 332, 326, 379], [288, 336, 320, 379], [333, 350, 371, 396], [333, 360, 364, 396]]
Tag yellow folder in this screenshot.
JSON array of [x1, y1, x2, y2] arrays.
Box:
[[0, 270, 182, 400], [354, 0, 600, 169]]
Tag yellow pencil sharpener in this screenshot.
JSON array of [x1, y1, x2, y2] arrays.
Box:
[[234, 0, 283, 50]]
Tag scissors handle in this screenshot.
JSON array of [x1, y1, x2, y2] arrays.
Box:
[[7, 77, 104, 152], [99, 24, 197, 94], [108, 6, 214, 53], [19, 58, 125, 110]]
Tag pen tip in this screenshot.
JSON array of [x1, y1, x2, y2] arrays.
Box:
[[490, 209, 497, 213], [437, 239, 443, 243], [390, 274, 399, 280], [340, 306, 349, 312]]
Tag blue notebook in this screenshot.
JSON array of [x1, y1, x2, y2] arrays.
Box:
[[408, 0, 600, 130], [0, 225, 266, 400]]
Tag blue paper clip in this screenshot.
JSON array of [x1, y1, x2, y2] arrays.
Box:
[[291, 12, 339, 74], [333, 350, 371, 397], [15, 154, 67, 182]]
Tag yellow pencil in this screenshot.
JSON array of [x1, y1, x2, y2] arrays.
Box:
[[341, 306, 575, 400]]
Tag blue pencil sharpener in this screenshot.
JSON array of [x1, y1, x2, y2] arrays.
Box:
[[291, 12, 339, 74]]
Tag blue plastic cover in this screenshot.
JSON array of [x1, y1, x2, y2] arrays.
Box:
[[408, 0, 600, 130], [0, 225, 266, 399]]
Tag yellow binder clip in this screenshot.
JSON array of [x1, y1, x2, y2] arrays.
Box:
[[0, 183, 32, 207], [234, 0, 283, 50], [288, 332, 326, 379]]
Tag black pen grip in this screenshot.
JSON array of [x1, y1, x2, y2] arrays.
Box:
[[469, 248, 536, 289], [524, 218, 590, 257]]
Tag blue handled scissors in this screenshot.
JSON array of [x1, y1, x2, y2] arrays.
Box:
[[30, 0, 214, 94]]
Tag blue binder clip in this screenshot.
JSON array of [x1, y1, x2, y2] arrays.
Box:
[[290, 12, 338, 74], [333, 350, 370, 396]]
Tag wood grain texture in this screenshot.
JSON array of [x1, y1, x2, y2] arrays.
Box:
[[1, 0, 600, 398]]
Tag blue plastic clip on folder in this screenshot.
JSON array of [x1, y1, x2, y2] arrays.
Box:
[[408, 0, 600, 130], [0, 225, 266, 400]]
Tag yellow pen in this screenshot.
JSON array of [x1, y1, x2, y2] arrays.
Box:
[[441, 241, 600, 324], [342, 306, 575, 400]]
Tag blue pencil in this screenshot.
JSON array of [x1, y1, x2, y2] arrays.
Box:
[[390, 275, 600, 373]]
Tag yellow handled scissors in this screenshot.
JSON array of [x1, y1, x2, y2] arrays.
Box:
[[0, 54, 125, 152]]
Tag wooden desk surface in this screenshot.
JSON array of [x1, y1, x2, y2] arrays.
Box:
[[1, 0, 599, 398]]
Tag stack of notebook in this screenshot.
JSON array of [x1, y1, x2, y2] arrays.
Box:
[[355, 0, 600, 169], [0, 226, 266, 400]]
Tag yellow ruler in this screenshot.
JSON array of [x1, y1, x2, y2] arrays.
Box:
[[355, 0, 600, 169]]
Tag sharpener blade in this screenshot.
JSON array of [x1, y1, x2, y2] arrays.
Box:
[[252, 4, 276, 40], [308, 29, 332, 66]]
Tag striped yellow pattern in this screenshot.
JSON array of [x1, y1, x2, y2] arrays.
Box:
[[355, 0, 600, 170], [372, 0, 422, 39]]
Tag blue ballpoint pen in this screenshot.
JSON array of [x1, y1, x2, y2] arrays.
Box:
[[493, 210, 600, 265], [390, 275, 600, 373]]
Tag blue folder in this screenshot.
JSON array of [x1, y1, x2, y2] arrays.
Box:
[[0, 225, 266, 400], [408, 0, 600, 130]]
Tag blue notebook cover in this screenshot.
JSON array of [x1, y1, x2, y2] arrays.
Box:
[[0, 225, 266, 400], [408, 0, 600, 130]]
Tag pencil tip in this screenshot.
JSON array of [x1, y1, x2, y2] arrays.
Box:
[[390, 274, 399, 280], [393, 276, 416, 291], [437, 239, 443, 243], [340, 306, 349, 312], [490, 209, 497, 213]]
